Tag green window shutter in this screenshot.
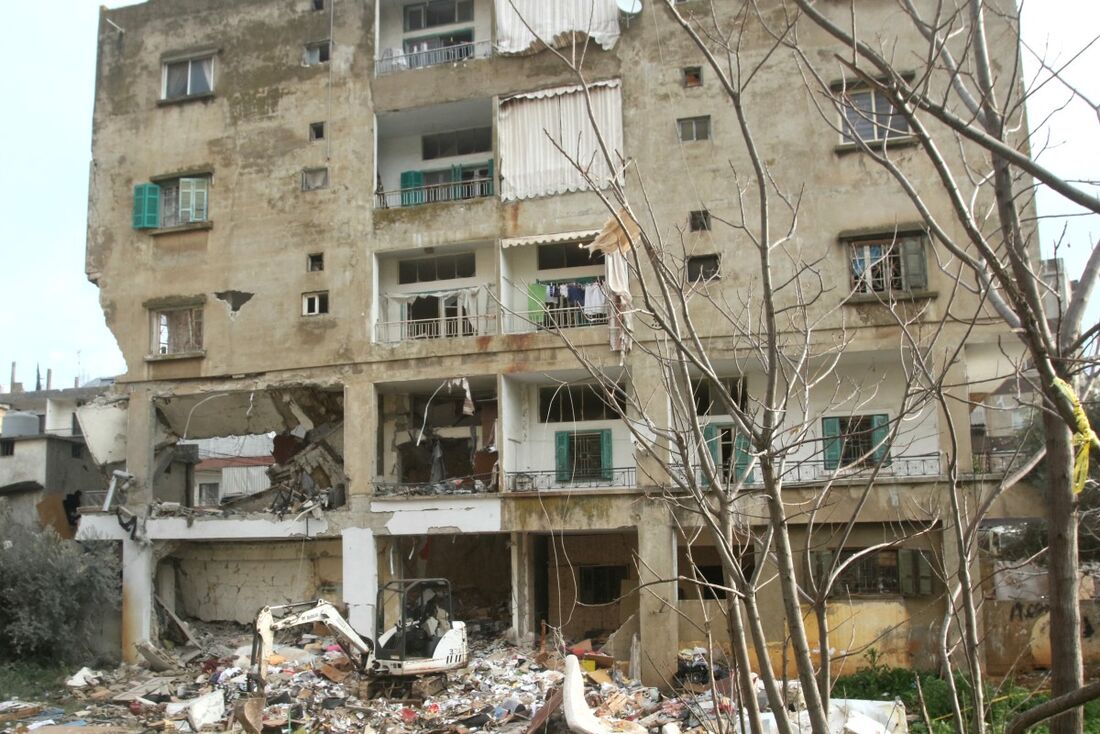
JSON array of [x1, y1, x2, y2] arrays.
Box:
[[917, 551, 933, 595], [871, 414, 891, 466], [599, 428, 612, 481], [132, 183, 160, 229], [528, 283, 547, 323], [555, 431, 571, 483], [734, 431, 751, 481], [822, 417, 842, 470], [486, 158, 494, 196], [901, 237, 927, 290], [811, 550, 834, 591], [399, 170, 424, 206], [898, 549, 917, 595], [450, 164, 462, 200]]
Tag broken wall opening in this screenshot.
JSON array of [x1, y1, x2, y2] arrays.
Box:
[[162, 539, 343, 624], [152, 387, 346, 514], [380, 533, 511, 636], [377, 378, 499, 495], [542, 531, 638, 643]]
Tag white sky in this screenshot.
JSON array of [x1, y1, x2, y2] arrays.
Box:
[[0, 1, 1095, 392]]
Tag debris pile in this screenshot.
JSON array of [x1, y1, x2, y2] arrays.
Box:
[[2, 630, 907, 734]]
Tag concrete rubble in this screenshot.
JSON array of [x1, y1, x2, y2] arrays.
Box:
[[3, 628, 907, 734]]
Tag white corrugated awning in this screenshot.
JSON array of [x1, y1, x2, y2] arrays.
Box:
[[501, 229, 601, 248], [501, 78, 621, 104]]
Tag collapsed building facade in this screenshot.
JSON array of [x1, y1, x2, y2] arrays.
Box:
[[77, 0, 1088, 685]]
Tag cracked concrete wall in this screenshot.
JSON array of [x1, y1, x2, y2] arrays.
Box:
[[546, 532, 637, 639], [173, 538, 341, 623]]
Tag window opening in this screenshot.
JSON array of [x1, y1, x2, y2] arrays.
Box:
[[305, 41, 331, 65], [422, 127, 492, 160], [537, 242, 603, 270], [154, 306, 203, 355], [404, 0, 474, 31], [308, 253, 324, 272], [163, 56, 213, 100], [579, 565, 628, 605], [539, 385, 625, 422], [302, 168, 329, 191], [678, 115, 710, 142], [0, 440, 14, 457], [309, 122, 326, 141], [397, 252, 476, 284], [839, 87, 910, 144], [683, 66, 703, 87], [689, 210, 711, 231], [822, 414, 890, 469], [848, 235, 927, 293], [303, 291, 330, 315], [693, 377, 746, 415], [687, 254, 720, 283]]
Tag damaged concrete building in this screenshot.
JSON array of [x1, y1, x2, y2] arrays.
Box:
[[78, 0, 1079, 684]]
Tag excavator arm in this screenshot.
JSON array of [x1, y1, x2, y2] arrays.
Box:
[[248, 599, 374, 691]]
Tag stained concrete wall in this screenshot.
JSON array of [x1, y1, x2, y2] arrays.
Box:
[[546, 532, 638, 639], [985, 600, 1100, 675], [173, 539, 342, 623]]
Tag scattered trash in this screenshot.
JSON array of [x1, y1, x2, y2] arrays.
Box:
[[66, 667, 105, 688]]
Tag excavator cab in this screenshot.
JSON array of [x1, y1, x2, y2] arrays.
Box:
[[373, 578, 468, 676]]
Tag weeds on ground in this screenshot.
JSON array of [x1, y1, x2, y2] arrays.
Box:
[[0, 660, 68, 702]]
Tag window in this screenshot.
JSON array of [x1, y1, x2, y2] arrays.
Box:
[[822, 414, 889, 470], [678, 115, 710, 142], [397, 252, 476, 284], [703, 424, 751, 483], [687, 254, 720, 283], [537, 242, 603, 270], [398, 160, 494, 206], [162, 56, 213, 100], [0, 440, 13, 457], [679, 565, 726, 600], [693, 377, 745, 415], [810, 548, 933, 596], [311, 0, 325, 10], [404, 0, 474, 31], [847, 235, 927, 294], [689, 210, 711, 231], [838, 87, 910, 144], [579, 565, 629, 604], [305, 41, 331, 65], [554, 429, 613, 482], [309, 122, 326, 141], [133, 177, 211, 229], [303, 291, 330, 315], [302, 168, 329, 191], [198, 482, 220, 506], [153, 306, 203, 355], [540, 385, 625, 422], [683, 66, 703, 87], [71, 412, 83, 437], [71, 444, 83, 459], [308, 253, 324, 272], [422, 127, 492, 160]]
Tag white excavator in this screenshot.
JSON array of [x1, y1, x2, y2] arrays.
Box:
[[248, 578, 468, 694]]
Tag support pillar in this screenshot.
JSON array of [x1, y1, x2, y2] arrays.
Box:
[[510, 532, 534, 642], [121, 538, 154, 663], [124, 386, 157, 505], [343, 378, 379, 507], [637, 502, 677, 686], [343, 528, 378, 638]]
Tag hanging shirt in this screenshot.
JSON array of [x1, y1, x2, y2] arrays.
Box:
[[584, 282, 607, 316]]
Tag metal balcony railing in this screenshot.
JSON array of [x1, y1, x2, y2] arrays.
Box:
[[374, 312, 498, 343], [375, 40, 493, 76], [970, 451, 1021, 475], [502, 305, 610, 334], [374, 476, 497, 497], [504, 467, 636, 492], [665, 453, 942, 488], [376, 177, 494, 209]]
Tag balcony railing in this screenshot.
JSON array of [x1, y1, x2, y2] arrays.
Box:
[[665, 453, 942, 488], [503, 305, 610, 334], [375, 40, 493, 76], [375, 312, 498, 343], [970, 451, 1022, 475], [504, 467, 636, 492], [376, 177, 494, 209]]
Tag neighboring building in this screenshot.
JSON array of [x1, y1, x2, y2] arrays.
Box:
[[77, 0, 1058, 680], [186, 435, 275, 506], [0, 385, 111, 537]]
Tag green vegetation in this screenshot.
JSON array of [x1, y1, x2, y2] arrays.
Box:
[[0, 501, 121, 664], [0, 661, 68, 701], [832, 658, 1100, 734]]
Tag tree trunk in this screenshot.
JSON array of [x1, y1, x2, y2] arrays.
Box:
[[1044, 413, 1083, 734]]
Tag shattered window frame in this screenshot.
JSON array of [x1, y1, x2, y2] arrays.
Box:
[[152, 305, 204, 356]]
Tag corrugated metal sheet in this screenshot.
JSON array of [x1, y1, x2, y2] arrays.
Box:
[[501, 229, 601, 248], [221, 465, 271, 497]]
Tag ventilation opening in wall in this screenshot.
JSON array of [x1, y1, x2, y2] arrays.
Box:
[[689, 209, 711, 231], [302, 168, 329, 191], [310, 122, 325, 141], [683, 66, 702, 87], [308, 253, 325, 272], [312, 0, 325, 10]]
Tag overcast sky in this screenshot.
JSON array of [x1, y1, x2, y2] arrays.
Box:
[[0, 1, 1096, 392]]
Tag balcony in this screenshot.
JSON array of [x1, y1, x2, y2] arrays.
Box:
[[504, 467, 636, 492], [502, 305, 609, 334], [375, 98, 494, 211], [375, 176, 493, 209], [374, 311, 498, 343], [668, 453, 943, 488], [376, 40, 493, 76]]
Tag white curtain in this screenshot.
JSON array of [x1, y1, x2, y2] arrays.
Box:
[[498, 81, 623, 201], [494, 0, 620, 55]]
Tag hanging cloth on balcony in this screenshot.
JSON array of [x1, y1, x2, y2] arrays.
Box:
[[494, 0, 621, 55], [383, 285, 490, 324], [585, 208, 640, 355]]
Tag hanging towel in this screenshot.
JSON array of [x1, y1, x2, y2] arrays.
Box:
[[567, 284, 585, 306], [583, 282, 607, 316]]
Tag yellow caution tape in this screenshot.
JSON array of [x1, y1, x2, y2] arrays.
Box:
[[1052, 377, 1097, 494]]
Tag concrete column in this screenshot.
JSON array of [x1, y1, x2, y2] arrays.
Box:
[[510, 532, 534, 642], [628, 358, 672, 491], [124, 386, 157, 506], [121, 538, 154, 663], [343, 378, 378, 502], [343, 528, 378, 638], [636, 502, 678, 685]]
